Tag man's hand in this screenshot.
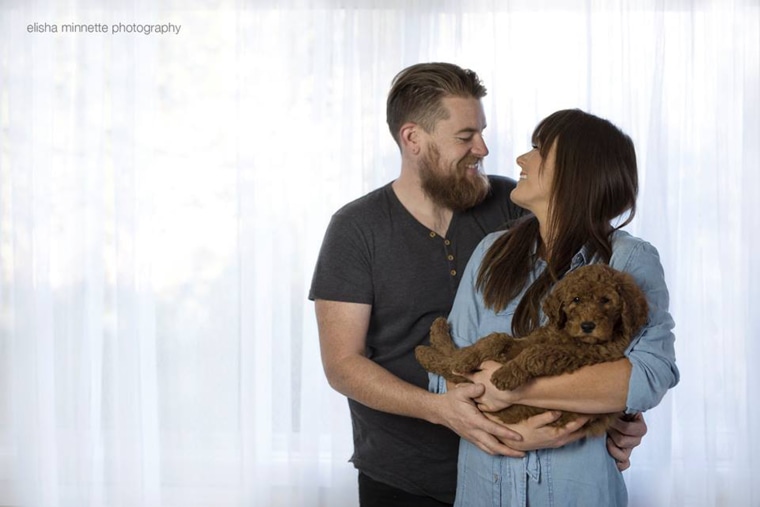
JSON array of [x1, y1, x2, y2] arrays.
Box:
[[484, 410, 591, 452], [436, 382, 526, 458], [606, 412, 647, 471]]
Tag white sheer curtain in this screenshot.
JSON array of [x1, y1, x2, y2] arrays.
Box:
[[0, 1, 757, 506]]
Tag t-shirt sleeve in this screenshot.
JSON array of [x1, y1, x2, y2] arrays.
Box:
[[309, 213, 374, 304]]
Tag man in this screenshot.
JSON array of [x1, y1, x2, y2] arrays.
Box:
[[309, 62, 645, 506]]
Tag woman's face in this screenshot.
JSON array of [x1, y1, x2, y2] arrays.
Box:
[[510, 139, 556, 220]]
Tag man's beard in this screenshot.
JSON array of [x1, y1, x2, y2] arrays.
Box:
[[419, 144, 490, 211]]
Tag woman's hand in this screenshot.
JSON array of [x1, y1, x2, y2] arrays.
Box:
[[459, 360, 522, 411], [483, 410, 591, 452]]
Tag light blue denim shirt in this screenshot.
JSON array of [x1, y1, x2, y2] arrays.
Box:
[[430, 229, 679, 507]]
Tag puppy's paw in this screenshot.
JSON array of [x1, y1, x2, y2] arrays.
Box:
[[416, 345, 470, 384], [491, 366, 527, 391], [414, 345, 443, 370], [429, 318, 457, 353], [452, 349, 485, 373]]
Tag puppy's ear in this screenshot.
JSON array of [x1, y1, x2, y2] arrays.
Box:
[[543, 288, 567, 329], [615, 271, 649, 338]]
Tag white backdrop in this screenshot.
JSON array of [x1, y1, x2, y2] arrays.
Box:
[[1, 0, 758, 506]]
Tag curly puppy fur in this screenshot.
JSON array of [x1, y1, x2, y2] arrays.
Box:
[[415, 263, 649, 437]]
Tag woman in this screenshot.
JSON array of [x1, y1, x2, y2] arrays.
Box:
[[435, 109, 679, 506]]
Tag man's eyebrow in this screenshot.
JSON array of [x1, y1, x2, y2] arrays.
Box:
[[455, 125, 487, 134]]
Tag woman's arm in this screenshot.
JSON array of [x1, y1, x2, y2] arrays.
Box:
[[465, 235, 679, 415], [467, 358, 630, 414]]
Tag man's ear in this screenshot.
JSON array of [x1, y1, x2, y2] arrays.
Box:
[[399, 122, 422, 155]]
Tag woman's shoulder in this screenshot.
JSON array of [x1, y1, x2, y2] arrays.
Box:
[[463, 230, 513, 269], [609, 229, 663, 272], [477, 229, 510, 253], [611, 229, 657, 250]]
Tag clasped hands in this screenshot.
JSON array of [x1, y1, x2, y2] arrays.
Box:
[[450, 360, 646, 471]]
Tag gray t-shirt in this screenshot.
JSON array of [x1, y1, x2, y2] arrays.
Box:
[[309, 175, 523, 503]]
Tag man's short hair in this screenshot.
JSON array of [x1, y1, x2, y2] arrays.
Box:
[[386, 62, 487, 147]]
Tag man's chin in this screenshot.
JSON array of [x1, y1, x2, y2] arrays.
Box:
[[420, 166, 491, 211], [469, 174, 491, 199], [449, 186, 490, 211]]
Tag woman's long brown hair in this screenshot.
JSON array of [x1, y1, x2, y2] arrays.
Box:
[[476, 109, 639, 336]]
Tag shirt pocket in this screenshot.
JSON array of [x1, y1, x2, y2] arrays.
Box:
[[481, 305, 517, 336]]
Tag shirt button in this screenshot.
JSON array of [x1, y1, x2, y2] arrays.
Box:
[[429, 231, 436, 238], [447, 255, 454, 261], [450, 270, 457, 276], [444, 239, 451, 245]]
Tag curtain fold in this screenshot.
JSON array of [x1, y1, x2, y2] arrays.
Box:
[[1, 1, 757, 506]]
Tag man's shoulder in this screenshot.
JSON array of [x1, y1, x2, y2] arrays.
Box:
[[486, 174, 518, 195], [479, 175, 518, 209], [468, 175, 523, 222], [332, 183, 393, 217]]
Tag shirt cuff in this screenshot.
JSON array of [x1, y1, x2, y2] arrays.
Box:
[[428, 372, 448, 394]]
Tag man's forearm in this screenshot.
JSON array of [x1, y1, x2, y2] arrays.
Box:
[[325, 354, 444, 424], [327, 353, 535, 457]]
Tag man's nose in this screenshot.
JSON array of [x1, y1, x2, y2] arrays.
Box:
[[472, 136, 489, 157]]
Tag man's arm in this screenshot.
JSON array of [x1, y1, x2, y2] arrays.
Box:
[[606, 412, 648, 471], [315, 298, 527, 457]]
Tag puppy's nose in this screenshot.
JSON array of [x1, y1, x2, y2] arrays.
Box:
[[581, 322, 596, 333]]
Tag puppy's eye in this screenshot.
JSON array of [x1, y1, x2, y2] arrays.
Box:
[[600, 297, 610, 304], [572, 297, 581, 303]]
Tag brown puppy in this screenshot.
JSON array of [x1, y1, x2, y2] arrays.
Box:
[[415, 263, 649, 436]]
